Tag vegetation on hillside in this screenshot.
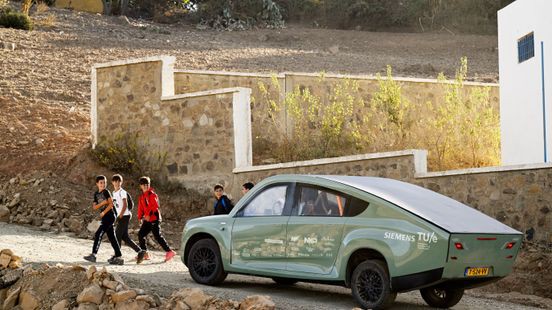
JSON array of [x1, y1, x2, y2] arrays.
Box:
[[254, 57, 500, 171]]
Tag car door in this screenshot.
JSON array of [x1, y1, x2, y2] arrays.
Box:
[[285, 184, 347, 275], [231, 183, 293, 271]]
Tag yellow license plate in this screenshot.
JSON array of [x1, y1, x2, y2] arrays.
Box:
[[465, 267, 490, 277]]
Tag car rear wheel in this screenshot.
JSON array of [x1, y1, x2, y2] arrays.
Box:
[[420, 286, 464, 308], [187, 239, 227, 285], [351, 260, 396, 309], [271, 277, 299, 285]]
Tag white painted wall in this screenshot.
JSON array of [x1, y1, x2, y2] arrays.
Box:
[[499, 0, 552, 165]]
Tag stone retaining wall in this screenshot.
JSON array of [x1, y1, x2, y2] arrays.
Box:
[[91, 57, 252, 183], [92, 56, 549, 243]]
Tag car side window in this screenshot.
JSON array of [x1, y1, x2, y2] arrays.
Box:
[[241, 185, 287, 217], [297, 186, 346, 217]]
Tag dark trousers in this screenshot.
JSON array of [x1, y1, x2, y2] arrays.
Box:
[[92, 219, 122, 257], [138, 220, 170, 252], [115, 215, 141, 253]]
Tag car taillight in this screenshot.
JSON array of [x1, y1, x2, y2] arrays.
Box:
[[454, 242, 464, 250], [505, 242, 516, 249]]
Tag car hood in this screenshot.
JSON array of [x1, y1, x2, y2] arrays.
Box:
[[317, 175, 521, 235]]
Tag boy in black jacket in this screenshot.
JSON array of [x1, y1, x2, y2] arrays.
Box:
[[213, 184, 234, 215], [83, 175, 124, 265]]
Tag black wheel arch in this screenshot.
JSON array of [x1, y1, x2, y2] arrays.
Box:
[[183, 232, 217, 266], [345, 248, 388, 287]]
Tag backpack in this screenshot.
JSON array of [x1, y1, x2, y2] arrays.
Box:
[[126, 192, 134, 211]]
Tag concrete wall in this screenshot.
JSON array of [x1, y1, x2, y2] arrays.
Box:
[[498, 0, 552, 165], [232, 151, 552, 243]]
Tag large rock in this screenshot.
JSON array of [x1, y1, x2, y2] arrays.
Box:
[[0, 268, 23, 288], [181, 288, 210, 310], [64, 216, 83, 233], [0, 288, 8, 306], [114, 300, 149, 310], [86, 266, 97, 281], [0, 254, 11, 269], [0, 205, 9, 222], [3, 287, 20, 309], [77, 303, 99, 310], [111, 290, 137, 303], [52, 299, 71, 310], [8, 194, 20, 208], [19, 290, 39, 310], [77, 284, 105, 305], [239, 295, 275, 310], [0, 249, 13, 256], [102, 279, 118, 291]]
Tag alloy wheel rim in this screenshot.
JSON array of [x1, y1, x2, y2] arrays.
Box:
[[433, 288, 447, 299], [191, 247, 216, 278], [356, 269, 384, 304]]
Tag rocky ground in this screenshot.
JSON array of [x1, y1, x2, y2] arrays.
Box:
[[1, 2, 552, 309], [1, 223, 551, 310], [0, 245, 276, 310]]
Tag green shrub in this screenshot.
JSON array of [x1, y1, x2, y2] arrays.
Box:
[[92, 133, 167, 178], [254, 58, 500, 171], [0, 9, 33, 30], [196, 0, 284, 29]]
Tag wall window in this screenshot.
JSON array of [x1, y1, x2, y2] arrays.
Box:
[[518, 32, 535, 63]]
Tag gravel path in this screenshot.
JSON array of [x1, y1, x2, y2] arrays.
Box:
[[0, 222, 547, 310]]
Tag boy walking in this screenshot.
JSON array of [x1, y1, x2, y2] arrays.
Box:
[[84, 175, 124, 265], [111, 174, 141, 255], [136, 176, 176, 264]]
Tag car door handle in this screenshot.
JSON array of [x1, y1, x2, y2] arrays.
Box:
[[220, 222, 226, 231]]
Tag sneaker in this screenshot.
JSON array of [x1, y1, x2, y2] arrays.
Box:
[[109, 256, 124, 265], [136, 250, 147, 264], [135, 251, 150, 261], [83, 254, 96, 263], [165, 250, 176, 262]]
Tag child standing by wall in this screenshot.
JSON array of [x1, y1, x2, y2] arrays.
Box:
[[111, 174, 142, 256], [136, 176, 176, 264], [213, 184, 234, 215], [84, 175, 124, 265]]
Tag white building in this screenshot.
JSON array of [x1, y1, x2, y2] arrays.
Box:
[[498, 0, 552, 165]]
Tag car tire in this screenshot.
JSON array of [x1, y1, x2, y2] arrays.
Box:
[[187, 238, 227, 285], [351, 260, 396, 310], [420, 286, 464, 308], [272, 277, 299, 285]]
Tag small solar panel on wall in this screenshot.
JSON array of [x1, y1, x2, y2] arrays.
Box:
[[518, 32, 535, 63]]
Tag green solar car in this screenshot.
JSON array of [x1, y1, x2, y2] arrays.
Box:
[[180, 175, 522, 309]]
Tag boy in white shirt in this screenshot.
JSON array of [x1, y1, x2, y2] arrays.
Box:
[[111, 174, 142, 255]]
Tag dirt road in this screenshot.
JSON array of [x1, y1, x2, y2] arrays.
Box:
[[1, 222, 548, 310]]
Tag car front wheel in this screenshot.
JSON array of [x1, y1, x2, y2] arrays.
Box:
[[351, 260, 396, 309], [187, 238, 227, 285], [420, 286, 464, 308]]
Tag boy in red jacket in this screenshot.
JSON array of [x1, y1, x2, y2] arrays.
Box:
[[136, 176, 176, 264]]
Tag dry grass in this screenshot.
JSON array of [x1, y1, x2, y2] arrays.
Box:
[[21, 0, 32, 15], [36, 1, 49, 14], [0, 0, 7, 8], [36, 13, 57, 28]]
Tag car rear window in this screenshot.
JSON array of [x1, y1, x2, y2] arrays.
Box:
[[346, 196, 370, 217]]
